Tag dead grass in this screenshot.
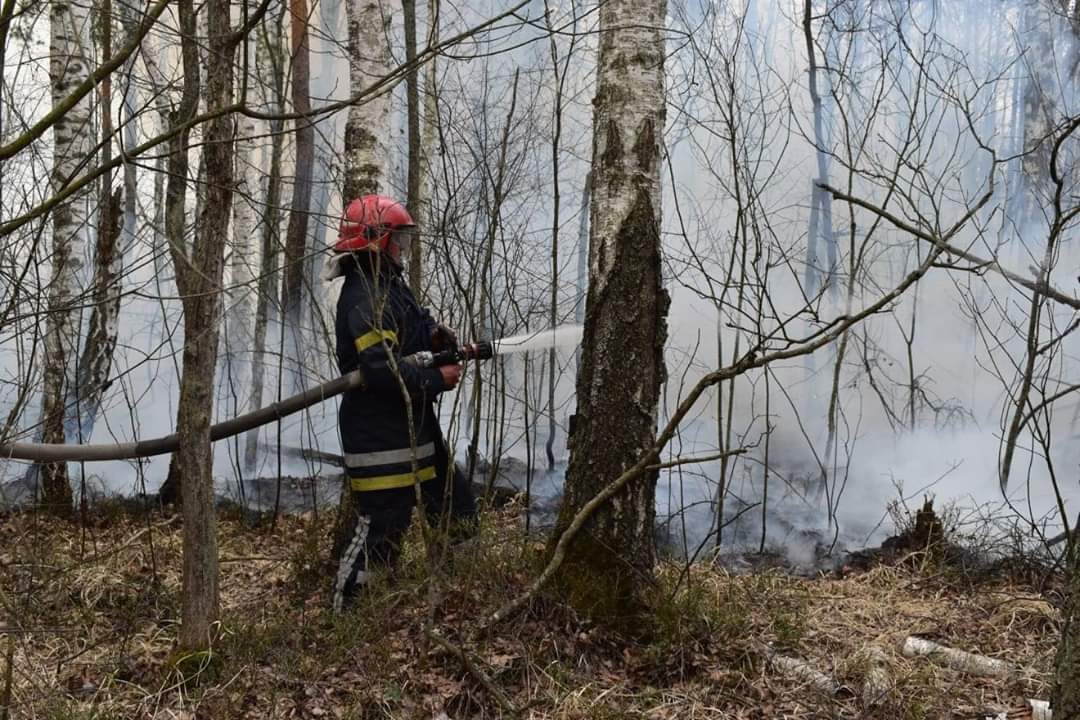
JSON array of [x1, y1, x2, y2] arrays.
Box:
[[0, 500, 1061, 719]]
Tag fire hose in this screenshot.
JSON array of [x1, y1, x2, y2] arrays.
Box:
[[0, 341, 494, 464]]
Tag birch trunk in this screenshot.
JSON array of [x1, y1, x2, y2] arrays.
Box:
[[548, 0, 669, 628], [333, 0, 392, 559], [1018, 0, 1056, 230], [305, 0, 342, 336], [76, 0, 123, 446], [39, 0, 96, 512], [802, 0, 835, 299], [76, 188, 123, 436], [574, 171, 589, 374], [168, 0, 236, 651], [412, 0, 439, 300], [902, 636, 1015, 677], [228, 36, 259, 385], [343, 0, 390, 199]]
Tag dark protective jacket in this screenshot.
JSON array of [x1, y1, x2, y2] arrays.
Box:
[[335, 255, 446, 492]]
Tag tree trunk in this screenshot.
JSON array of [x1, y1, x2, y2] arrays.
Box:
[[544, 3, 567, 473], [281, 0, 313, 349], [169, 0, 236, 651], [547, 0, 669, 630], [412, 0, 439, 301], [343, 0, 390, 199], [244, 5, 286, 473], [403, 0, 422, 292], [1055, 532, 1080, 713], [39, 0, 97, 513], [1018, 0, 1056, 229], [227, 35, 260, 391], [76, 0, 123, 445], [574, 171, 589, 375], [802, 0, 836, 299], [76, 187, 123, 435], [334, 0, 392, 560], [156, 0, 203, 508], [305, 0, 342, 337]]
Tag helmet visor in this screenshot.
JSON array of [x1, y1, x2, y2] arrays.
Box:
[[391, 227, 417, 259]]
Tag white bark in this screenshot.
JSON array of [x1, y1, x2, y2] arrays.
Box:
[[859, 645, 891, 706], [418, 0, 438, 213], [38, 0, 96, 505], [761, 645, 839, 695], [228, 37, 260, 383], [586, 0, 666, 303], [343, 0, 391, 198], [75, 189, 123, 438], [550, 0, 668, 619], [986, 699, 1052, 720], [902, 636, 1016, 678]]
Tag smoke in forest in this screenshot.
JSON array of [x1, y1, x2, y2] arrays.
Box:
[[2, 0, 1079, 565]]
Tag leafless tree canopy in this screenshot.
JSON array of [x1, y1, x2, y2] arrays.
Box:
[[4, 0, 1080, 709]]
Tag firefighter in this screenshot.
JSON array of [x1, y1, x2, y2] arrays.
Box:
[[328, 194, 476, 611]]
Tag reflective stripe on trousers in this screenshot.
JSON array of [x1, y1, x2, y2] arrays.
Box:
[[333, 513, 370, 611]]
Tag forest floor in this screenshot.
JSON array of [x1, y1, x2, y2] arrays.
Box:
[[0, 498, 1062, 720]]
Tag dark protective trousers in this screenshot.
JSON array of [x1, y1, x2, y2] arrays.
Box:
[[333, 440, 476, 610]]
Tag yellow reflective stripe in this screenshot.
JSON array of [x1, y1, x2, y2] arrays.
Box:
[[350, 465, 437, 492], [355, 329, 398, 353]]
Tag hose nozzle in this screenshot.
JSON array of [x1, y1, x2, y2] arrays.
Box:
[[459, 340, 494, 362], [426, 340, 494, 367]]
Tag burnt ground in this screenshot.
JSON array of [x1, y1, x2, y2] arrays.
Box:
[[0, 496, 1064, 720]]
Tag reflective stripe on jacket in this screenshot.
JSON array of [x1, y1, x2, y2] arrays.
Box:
[[335, 255, 444, 491]]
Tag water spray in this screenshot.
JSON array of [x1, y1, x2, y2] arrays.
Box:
[[494, 324, 584, 355], [404, 324, 584, 368]]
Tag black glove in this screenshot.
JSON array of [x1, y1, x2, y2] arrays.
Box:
[[431, 323, 458, 351]]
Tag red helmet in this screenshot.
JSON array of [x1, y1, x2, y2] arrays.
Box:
[[336, 195, 416, 261]]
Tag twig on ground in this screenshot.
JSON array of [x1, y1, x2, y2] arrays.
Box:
[[426, 629, 520, 717]]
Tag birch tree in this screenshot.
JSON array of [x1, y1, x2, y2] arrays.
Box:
[[343, 0, 390, 199], [332, 0, 392, 560], [38, 0, 96, 512], [412, 0, 439, 300], [227, 34, 260, 389], [1017, 0, 1056, 230], [548, 0, 669, 626], [77, 0, 124, 447]]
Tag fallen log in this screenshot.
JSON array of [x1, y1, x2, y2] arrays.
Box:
[[984, 698, 1051, 720], [859, 645, 891, 707], [902, 636, 1014, 677], [756, 643, 839, 695]]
